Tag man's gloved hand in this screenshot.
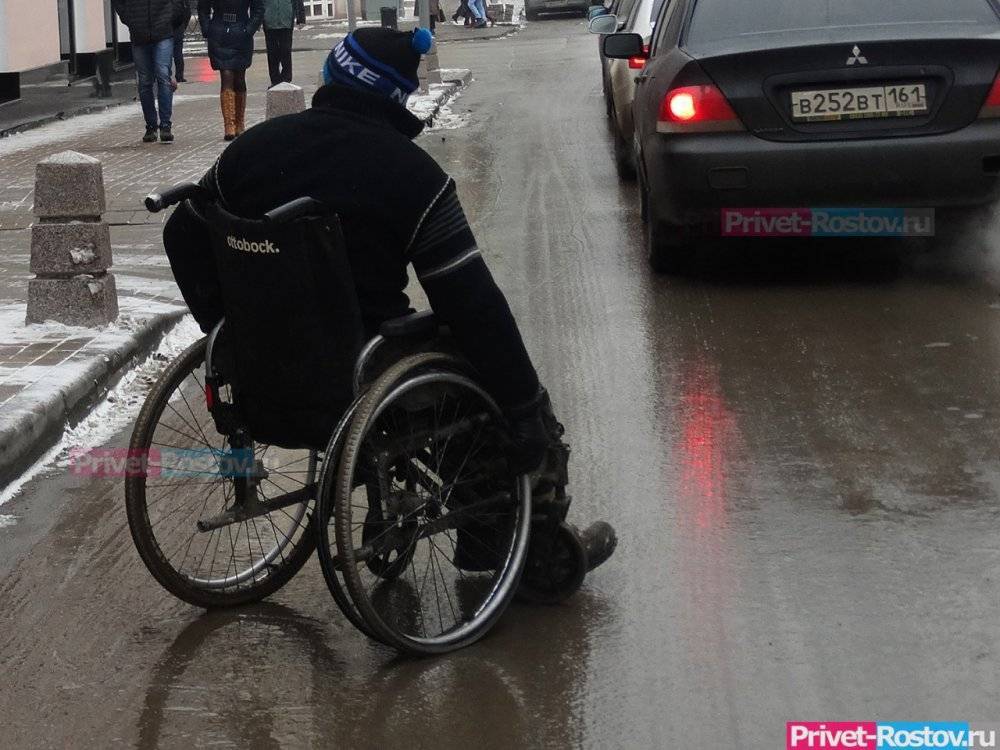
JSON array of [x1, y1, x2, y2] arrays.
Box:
[[505, 388, 550, 476]]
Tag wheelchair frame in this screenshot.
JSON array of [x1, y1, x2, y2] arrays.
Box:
[[128, 184, 550, 655]]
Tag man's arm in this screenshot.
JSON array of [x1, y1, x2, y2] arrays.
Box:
[[408, 179, 540, 411], [197, 0, 212, 35], [408, 180, 550, 472], [248, 0, 266, 33]]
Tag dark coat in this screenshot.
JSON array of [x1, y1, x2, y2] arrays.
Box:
[[198, 0, 265, 70], [112, 0, 189, 45], [263, 0, 306, 30], [174, 3, 193, 32]]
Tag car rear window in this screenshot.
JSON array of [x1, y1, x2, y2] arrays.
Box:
[[687, 0, 1000, 44]]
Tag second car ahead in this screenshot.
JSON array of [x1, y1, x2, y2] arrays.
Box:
[[601, 0, 1000, 273], [589, 0, 664, 178]]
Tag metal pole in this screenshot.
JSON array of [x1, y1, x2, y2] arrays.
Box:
[[346, 0, 358, 30]]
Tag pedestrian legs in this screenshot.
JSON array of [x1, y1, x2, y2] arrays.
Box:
[[264, 28, 294, 86], [152, 37, 175, 129], [172, 28, 186, 81], [132, 38, 174, 131], [132, 43, 160, 130]]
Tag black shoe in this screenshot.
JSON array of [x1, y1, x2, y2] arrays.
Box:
[[159, 127, 174, 143], [578, 521, 617, 572], [473, 19, 488, 28], [142, 127, 158, 143], [176, 77, 187, 82]]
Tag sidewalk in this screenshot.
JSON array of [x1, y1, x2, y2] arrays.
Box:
[[0, 49, 471, 489]]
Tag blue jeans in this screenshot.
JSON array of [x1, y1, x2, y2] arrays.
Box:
[[469, 0, 486, 20], [132, 37, 174, 130]]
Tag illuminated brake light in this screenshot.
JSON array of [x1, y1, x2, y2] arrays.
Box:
[[980, 72, 1000, 118], [628, 44, 650, 70], [658, 84, 744, 134], [669, 92, 697, 120]]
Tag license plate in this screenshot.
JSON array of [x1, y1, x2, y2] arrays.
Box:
[[790, 83, 928, 123]]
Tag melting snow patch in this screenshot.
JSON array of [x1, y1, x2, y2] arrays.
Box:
[[0, 315, 201, 508], [0, 515, 17, 529], [924, 342, 952, 348]]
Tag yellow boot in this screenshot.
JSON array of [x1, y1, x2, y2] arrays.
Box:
[[220, 89, 237, 141], [234, 91, 247, 136]]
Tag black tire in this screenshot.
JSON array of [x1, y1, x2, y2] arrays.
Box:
[[611, 111, 636, 181], [125, 337, 317, 608], [643, 182, 695, 274], [331, 353, 532, 655]]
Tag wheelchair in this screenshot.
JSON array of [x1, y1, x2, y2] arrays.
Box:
[[125, 184, 587, 655]]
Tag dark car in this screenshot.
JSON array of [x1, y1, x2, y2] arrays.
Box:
[[525, 0, 592, 19], [601, 0, 1000, 272], [595, 0, 641, 109]]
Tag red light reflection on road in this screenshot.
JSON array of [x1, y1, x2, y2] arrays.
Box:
[[677, 362, 736, 529]]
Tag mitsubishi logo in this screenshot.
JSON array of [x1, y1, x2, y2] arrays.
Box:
[[846, 45, 869, 65]]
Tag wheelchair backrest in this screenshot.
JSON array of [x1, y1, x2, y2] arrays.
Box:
[[199, 199, 364, 449]]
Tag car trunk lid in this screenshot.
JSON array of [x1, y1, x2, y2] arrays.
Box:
[[688, 35, 1000, 142]]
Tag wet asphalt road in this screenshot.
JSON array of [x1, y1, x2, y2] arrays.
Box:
[[3, 17, 1000, 749]]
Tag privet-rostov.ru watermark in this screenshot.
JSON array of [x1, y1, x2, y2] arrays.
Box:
[[68, 447, 260, 478], [722, 208, 935, 238], [787, 722, 1000, 749]]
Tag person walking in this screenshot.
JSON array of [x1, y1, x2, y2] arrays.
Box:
[[198, 0, 266, 140], [173, 2, 193, 82], [467, 0, 488, 28], [263, 0, 305, 87], [112, 0, 189, 142]]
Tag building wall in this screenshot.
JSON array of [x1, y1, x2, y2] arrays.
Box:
[[302, 0, 346, 19], [0, 0, 62, 73], [74, 0, 110, 53]]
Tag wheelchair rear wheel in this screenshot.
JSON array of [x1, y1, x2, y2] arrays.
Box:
[[321, 353, 532, 655], [125, 337, 317, 608]]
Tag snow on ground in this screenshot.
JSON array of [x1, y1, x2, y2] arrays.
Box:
[[427, 89, 469, 131], [407, 79, 469, 128], [0, 315, 200, 514]]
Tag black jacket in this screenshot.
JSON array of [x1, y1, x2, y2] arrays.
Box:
[[112, 0, 189, 44], [163, 85, 541, 413], [174, 3, 193, 32], [198, 0, 266, 35]]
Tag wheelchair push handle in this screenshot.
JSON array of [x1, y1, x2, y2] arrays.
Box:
[[144, 183, 206, 213], [263, 197, 327, 224]]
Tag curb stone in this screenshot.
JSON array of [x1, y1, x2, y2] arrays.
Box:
[[0, 310, 186, 489]]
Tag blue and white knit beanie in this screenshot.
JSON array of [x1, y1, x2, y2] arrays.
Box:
[[323, 27, 434, 105]]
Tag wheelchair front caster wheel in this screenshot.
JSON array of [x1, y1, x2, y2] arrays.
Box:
[[517, 521, 587, 605]]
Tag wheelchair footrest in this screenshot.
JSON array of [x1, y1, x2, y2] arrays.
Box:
[[196, 484, 316, 532]]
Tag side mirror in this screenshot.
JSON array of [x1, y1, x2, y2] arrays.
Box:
[[602, 32, 645, 58], [588, 14, 619, 34]]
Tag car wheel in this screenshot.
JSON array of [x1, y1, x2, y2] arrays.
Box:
[[612, 125, 637, 181], [643, 183, 695, 274]]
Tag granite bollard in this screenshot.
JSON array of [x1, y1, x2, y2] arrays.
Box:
[[266, 82, 306, 120], [25, 151, 119, 326]]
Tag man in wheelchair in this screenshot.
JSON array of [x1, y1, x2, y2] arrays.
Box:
[[161, 27, 616, 596]]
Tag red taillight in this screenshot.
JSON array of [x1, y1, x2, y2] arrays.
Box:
[[205, 383, 214, 409], [628, 44, 650, 70], [980, 72, 1000, 118], [658, 84, 743, 133]]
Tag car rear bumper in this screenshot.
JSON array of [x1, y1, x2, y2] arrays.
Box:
[[642, 120, 1000, 227], [528, 0, 589, 10]]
